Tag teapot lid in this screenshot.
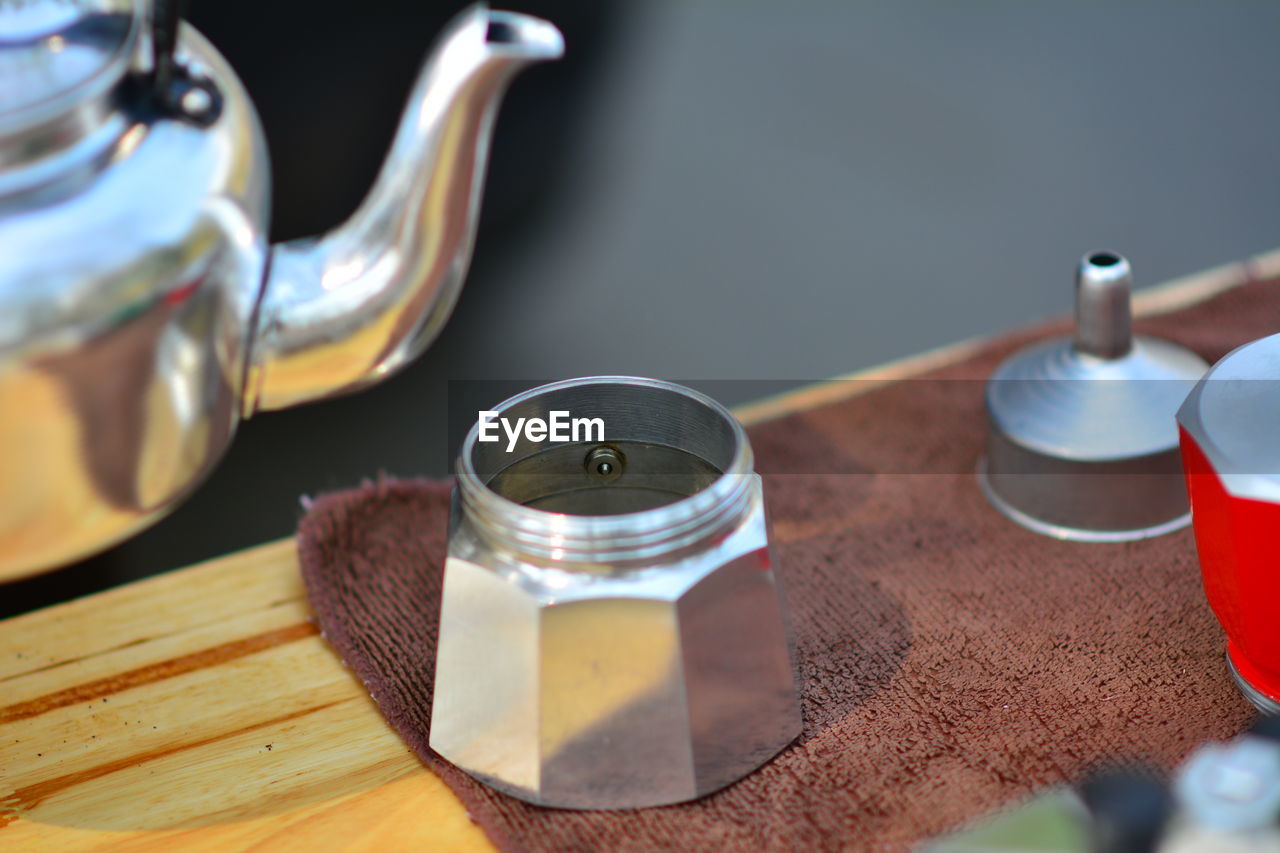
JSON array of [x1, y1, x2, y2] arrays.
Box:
[[0, 0, 138, 129]]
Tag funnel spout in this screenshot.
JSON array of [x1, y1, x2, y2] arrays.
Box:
[[244, 5, 563, 414]]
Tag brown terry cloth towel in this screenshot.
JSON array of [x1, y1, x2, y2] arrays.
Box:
[[298, 276, 1280, 852]]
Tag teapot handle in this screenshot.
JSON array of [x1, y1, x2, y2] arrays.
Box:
[[149, 0, 185, 97], [130, 0, 222, 125]]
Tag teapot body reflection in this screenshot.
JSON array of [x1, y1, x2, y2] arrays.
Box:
[[0, 2, 563, 579]]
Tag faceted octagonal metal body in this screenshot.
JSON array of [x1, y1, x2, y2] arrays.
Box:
[[429, 378, 801, 809], [1178, 333, 1280, 714]]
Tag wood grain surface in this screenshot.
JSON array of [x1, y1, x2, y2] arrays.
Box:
[[2, 248, 1277, 852], [0, 541, 491, 851]]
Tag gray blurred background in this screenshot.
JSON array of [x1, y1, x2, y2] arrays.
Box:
[[8, 0, 1280, 614]]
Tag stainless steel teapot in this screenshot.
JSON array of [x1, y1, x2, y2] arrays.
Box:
[[0, 0, 563, 580]]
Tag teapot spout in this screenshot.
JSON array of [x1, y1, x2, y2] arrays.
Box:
[[244, 5, 563, 414]]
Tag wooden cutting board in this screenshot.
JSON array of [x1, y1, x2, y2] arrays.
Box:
[[0, 252, 1271, 852]]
